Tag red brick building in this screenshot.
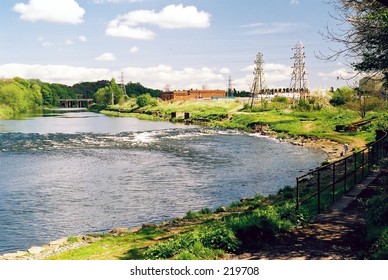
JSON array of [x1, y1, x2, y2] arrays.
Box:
[[160, 89, 226, 101]]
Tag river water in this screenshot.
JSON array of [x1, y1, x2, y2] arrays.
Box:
[[0, 110, 326, 254]]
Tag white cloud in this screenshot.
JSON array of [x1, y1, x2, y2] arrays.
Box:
[[239, 63, 292, 89], [0, 63, 112, 85], [0, 63, 232, 89], [129, 46, 139, 54], [95, 52, 117, 61], [13, 0, 85, 24], [93, 0, 142, 3], [106, 4, 211, 40], [106, 21, 155, 40], [64, 39, 74, 45], [41, 41, 54, 48], [242, 22, 308, 35], [318, 68, 358, 81], [78, 35, 87, 42], [219, 68, 230, 74], [290, 0, 299, 5]]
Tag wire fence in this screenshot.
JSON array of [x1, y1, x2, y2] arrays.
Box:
[[296, 130, 388, 214]]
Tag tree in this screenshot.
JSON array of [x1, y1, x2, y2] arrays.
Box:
[[322, 0, 388, 83], [329, 86, 356, 106], [93, 78, 126, 105], [136, 93, 158, 108]]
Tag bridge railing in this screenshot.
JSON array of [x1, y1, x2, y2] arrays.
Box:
[[296, 130, 388, 214]]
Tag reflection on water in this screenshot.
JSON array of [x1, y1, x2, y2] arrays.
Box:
[[0, 111, 326, 254]]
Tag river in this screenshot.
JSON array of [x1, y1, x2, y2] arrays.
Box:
[[0, 109, 326, 254]]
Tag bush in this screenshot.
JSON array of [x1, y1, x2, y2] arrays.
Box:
[[136, 93, 158, 108], [365, 194, 388, 227], [173, 242, 224, 260], [226, 206, 295, 248], [199, 224, 240, 252], [143, 223, 240, 260], [371, 227, 388, 259]]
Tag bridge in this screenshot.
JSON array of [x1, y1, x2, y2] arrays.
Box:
[[59, 99, 93, 108]]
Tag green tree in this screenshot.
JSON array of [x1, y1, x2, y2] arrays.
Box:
[[93, 78, 126, 105], [323, 1, 388, 81], [330, 86, 356, 106], [136, 93, 158, 108]]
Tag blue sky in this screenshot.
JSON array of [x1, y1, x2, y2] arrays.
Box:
[[0, 0, 357, 91]]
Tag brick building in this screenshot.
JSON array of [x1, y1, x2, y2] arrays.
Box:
[[160, 89, 226, 101]]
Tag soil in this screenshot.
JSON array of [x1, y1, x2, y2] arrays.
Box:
[[225, 171, 386, 260]]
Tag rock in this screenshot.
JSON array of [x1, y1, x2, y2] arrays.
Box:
[[109, 227, 130, 235], [28, 246, 45, 255], [142, 223, 157, 229], [49, 237, 68, 246], [2, 251, 28, 259]]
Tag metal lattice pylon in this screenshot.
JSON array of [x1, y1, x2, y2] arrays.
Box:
[[290, 41, 309, 96], [250, 52, 267, 108], [120, 71, 126, 94]]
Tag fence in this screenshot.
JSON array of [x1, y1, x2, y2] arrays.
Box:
[[296, 130, 388, 214]]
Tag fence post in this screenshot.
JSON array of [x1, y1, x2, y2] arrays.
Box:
[[296, 178, 300, 211], [317, 170, 321, 214], [362, 150, 365, 178], [344, 158, 347, 192], [332, 162, 336, 202], [354, 153, 357, 186]]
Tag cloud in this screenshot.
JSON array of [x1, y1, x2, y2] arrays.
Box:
[[0, 63, 229, 89], [93, 0, 142, 3], [240, 63, 292, 89], [219, 68, 230, 75], [290, 0, 299, 5], [318, 68, 358, 81], [129, 46, 139, 54], [0, 63, 112, 85], [106, 21, 156, 40], [78, 35, 87, 42], [241, 22, 308, 35], [95, 52, 117, 61], [106, 4, 211, 40], [64, 39, 74, 45], [13, 0, 85, 24]]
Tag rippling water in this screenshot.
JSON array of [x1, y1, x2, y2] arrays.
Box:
[[0, 111, 326, 254]]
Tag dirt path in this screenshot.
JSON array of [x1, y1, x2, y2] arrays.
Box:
[[227, 173, 381, 260]]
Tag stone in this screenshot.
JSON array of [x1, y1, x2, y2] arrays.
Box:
[[28, 246, 45, 255], [2, 251, 28, 259], [109, 227, 130, 235], [49, 237, 68, 246]]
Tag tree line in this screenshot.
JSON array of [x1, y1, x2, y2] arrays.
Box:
[[0, 77, 161, 117]]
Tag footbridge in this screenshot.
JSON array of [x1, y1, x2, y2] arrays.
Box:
[[59, 99, 93, 108]]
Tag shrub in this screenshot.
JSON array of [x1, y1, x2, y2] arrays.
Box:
[[143, 232, 197, 260], [143, 223, 240, 260], [227, 206, 294, 248], [371, 227, 388, 259], [365, 194, 388, 227], [199, 224, 240, 252], [136, 93, 158, 108], [173, 242, 224, 260]]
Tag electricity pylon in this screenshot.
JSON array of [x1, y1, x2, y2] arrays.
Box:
[[250, 52, 266, 108], [120, 71, 126, 94], [290, 41, 309, 97]]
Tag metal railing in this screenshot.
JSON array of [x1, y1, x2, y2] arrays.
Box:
[[296, 130, 388, 214]]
